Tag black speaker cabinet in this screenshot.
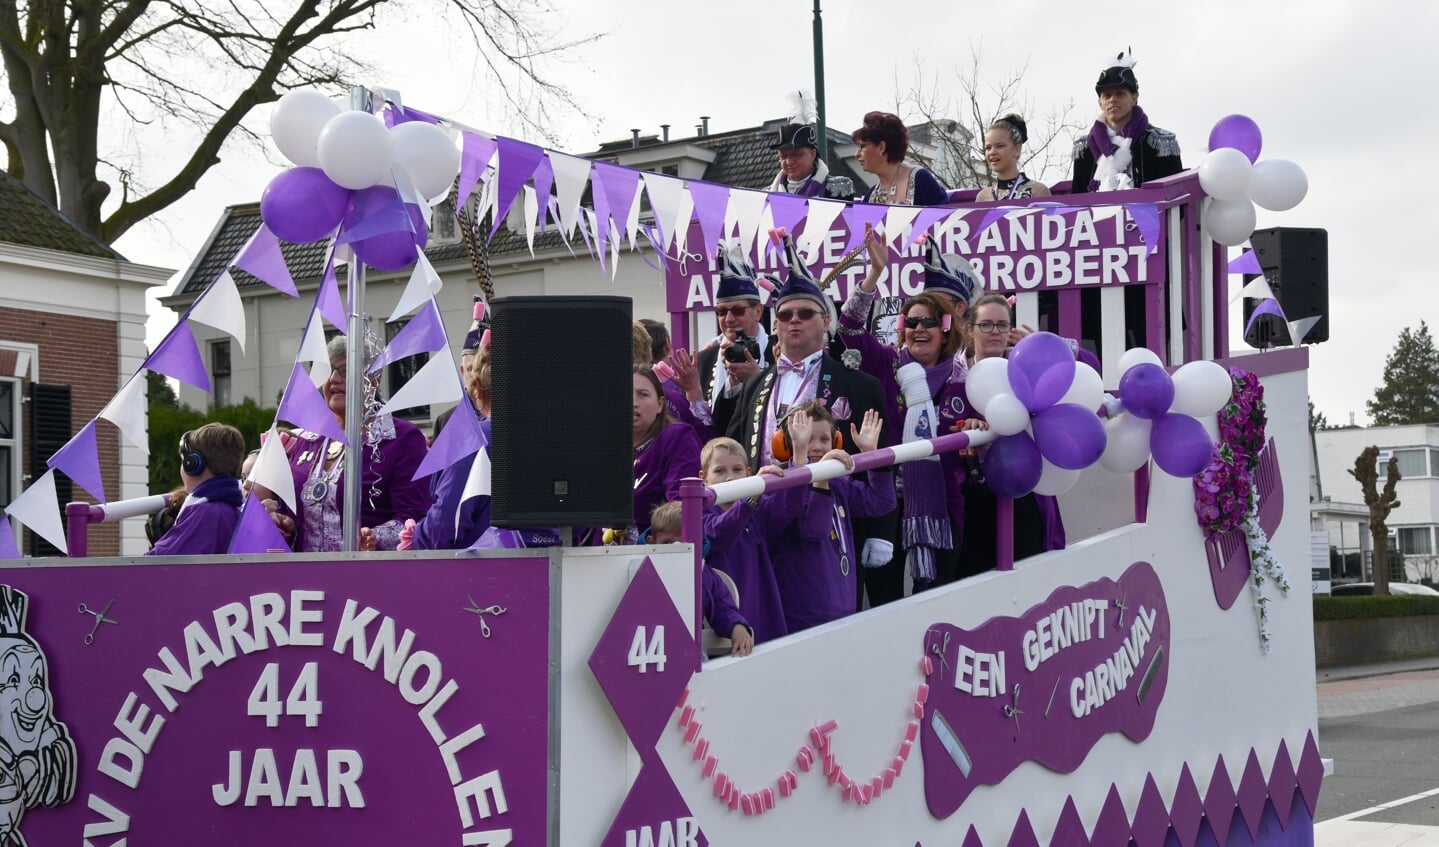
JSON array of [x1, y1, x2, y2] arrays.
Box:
[[1242, 227, 1329, 349], [489, 295, 634, 527]]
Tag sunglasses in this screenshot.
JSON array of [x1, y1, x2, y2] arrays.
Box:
[[903, 316, 941, 330], [777, 307, 821, 323], [714, 305, 750, 318]]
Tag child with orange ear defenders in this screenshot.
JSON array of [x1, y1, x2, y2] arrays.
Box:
[[770, 402, 895, 633], [647, 501, 755, 657]]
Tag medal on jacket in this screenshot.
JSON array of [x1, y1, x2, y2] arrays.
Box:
[[832, 504, 850, 577]]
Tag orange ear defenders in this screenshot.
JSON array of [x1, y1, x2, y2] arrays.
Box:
[[770, 427, 842, 462]]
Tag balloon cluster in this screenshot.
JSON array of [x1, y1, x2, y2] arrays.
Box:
[[1100, 350, 1232, 477], [964, 332, 1107, 498], [260, 90, 462, 270], [1198, 115, 1308, 247]]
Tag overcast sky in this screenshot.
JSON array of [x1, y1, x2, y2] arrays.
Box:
[[111, 0, 1438, 427]]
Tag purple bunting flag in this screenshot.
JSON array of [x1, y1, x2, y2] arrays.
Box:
[[234, 224, 298, 297], [414, 400, 485, 481], [335, 195, 412, 244], [1123, 203, 1162, 256], [227, 493, 293, 554], [457, 131, 498, 210], [594, 162, 641, 248], [841, 203, 888, 251], [0, 515, 19, 560], [368, 301, 447, 373], [491, 138, 546, 240], [45, 418, 105, 501], [687, 181, 730, 259], [908, 206, 954, 246], [531, 156, 554, 233], [1244, 298, 1289, 336], [976, 207, 1014, 240], [1228, 249, 1263, 275], [145, 320, 211, 392], [275, 363, 346, 443], [766, 193, 809, 239], [317, 255, 346, 330]]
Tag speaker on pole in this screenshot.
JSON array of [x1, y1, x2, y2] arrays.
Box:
[[488, 295, 634, 527], [1242, 227, 1329, 349]]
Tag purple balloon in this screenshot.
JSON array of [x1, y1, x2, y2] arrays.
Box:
[[1208, 114, 1263, 165], [260, 167, 351, 243], [1007, 331, 1076, 413], [1118, 363, 1175, 420], [1032, 403, 1106, 470], [1150, 413, 1214, 477], [982, 432, 1043, 498], [342, 186, 429, 271]]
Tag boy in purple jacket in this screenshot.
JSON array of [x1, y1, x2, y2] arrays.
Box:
[[648, 501, 754, 657], [148, 423, 246, 556], [771, 403, 895, 633]]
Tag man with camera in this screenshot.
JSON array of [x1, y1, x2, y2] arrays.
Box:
[[697, 244, 771, 408]]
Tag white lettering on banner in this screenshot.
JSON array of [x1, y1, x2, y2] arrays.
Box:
[[627, 817, 702, 847], [952, 646, 1006, 697], [81, 793, 130, 846], [627, 626, 668, 673], [211, 748, 364, 808], [1070, 605, 1159, 717], [1021, 599, 1111, 672]]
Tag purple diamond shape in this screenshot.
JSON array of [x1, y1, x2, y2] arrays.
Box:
[[1170, 763, 1203, 847], [1052, 796, 1090, 847], [1007, 809, 1040, 847], [1268, 740, 1297, 828], [1132, 773, 1170, 847], [1203, 755, 1237, 844], [589, 557, 700, 751], [1090, 783, 1132, 845], [600, 760, 708, 847], [1236, 748, 1268, 840], [960, 824, 984, 847], [1295, 731, 1324, 818]]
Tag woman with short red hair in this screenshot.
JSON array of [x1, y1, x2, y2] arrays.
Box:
[[851, 111, 948, 206]]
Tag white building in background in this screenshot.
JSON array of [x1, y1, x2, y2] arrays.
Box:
[[1312, 423, 1439, 583]]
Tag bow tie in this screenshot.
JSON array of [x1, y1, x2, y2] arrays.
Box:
[[777, 358, 808, 376]]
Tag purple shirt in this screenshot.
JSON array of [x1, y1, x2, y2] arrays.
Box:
[[662, 379, 717, 444], [703, 485, 812, 643], [703, 567, 749, 640], [146, 477, 242, 556], [633, 422, 702, 531], [412, 419, 492, 550]]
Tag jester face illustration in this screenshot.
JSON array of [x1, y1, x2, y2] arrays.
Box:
[[0, 642, 49, 755]]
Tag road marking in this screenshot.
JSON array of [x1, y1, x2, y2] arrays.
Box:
[[1330, 784, 1439, 823]]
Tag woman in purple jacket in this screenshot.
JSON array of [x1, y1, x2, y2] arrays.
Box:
[[632, 366, 701, 537]]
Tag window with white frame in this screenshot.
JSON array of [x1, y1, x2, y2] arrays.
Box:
[[1393, 448, 1430, 479], [211, 339, 232, 408], [1398, 526, 1435, 556]]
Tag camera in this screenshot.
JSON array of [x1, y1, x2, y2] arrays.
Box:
[[724, 329, 762, 364]]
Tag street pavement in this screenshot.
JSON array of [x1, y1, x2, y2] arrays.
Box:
[[1315, 658, 1439, 846]]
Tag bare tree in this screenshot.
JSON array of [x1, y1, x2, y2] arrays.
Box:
[[0, 0, 598, 244], [898, 44, 1082, 190], [1349, 446, 1402, 595], [1410, 554, 1439, 587]]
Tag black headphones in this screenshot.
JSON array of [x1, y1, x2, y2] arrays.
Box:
[[179, 430, 206, 477]]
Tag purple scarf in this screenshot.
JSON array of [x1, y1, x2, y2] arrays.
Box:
[[1086, 104, 1150, 160], [897, 355, 957, 584]]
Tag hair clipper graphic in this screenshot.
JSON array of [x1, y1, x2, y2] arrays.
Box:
[[929, 708, 973, 779], [1136, 644, 1165, 705]]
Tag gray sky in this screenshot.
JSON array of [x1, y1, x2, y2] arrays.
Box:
[[113, 0, 1438, 427]]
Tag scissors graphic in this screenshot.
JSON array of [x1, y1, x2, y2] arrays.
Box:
[[928, 630, 952, 678], [462, 596, 507, 638], [78, 600, 119, 646]]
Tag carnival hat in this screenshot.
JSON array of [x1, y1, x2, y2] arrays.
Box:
[[462, 296, 488, 352], [716, 240, 763, 304], [923, 238, 982, 305], [773, 123, 818, 150], [774, 232, 829, 310], [1095, 49, 1139, 93]]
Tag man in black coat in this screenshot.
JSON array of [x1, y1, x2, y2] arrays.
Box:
[[1070, 51, 1182, 193], [695, 243, 771, 409]]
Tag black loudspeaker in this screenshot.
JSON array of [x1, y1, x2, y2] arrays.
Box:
[[489, 295, 634, 527], [1243, 227, 1329, 349]]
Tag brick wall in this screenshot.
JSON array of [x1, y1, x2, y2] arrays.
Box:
[[0, 306, 121, 556], [1314, 616, 1439, 668]]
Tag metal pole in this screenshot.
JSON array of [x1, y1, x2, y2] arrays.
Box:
[[812, 0, 828, 161], [341, 84, 371, 553]]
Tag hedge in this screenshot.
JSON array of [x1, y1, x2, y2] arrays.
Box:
[[1313, 595, 1439, 621]]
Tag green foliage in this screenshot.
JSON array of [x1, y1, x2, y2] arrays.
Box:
[[148, 388, 275, 494], [1313, 594, 1439, 620], [1367, 321, 1439, 426]]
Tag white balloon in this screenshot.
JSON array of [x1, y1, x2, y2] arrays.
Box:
[[1059, 362, 1105, 411], [270, 90, 341, 168], [986, 393, 1030, 436], [391, 122, 462, 201], [1205, 197, 1257, 247], [1169, 360, 1233, 417], [1117, 347, 1163, 376], [317, 111, 395, 190], [1033, 460, 1081, 496], [964, 357, 1012, 417], [1197, 147, 1252, 201], [1100, 413, 1152, 473], [1249, 159, 1309, 212]]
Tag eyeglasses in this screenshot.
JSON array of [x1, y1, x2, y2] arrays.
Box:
[[903, 316, 941, 330], [776, 307, 821, 323], [778, 150, 809, 162], [329, 363, 347, 379], [714, 305, 750, 318], [973, 321, 1012, 334]]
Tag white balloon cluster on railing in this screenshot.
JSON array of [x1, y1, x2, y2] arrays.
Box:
[[1198, 114, 1308, 247], [1100, 349, 1233, 477], [260, 89, 461, 270]]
